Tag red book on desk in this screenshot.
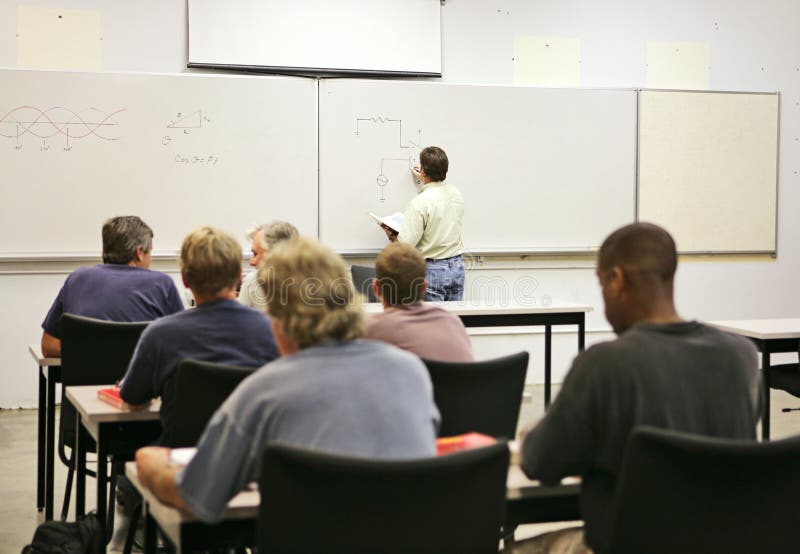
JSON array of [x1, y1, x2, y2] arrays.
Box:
[[436, 432, 496, 456], [97, 387, 124, 409]]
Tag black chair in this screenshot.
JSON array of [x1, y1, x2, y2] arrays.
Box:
[[59, 314, 148, 521], [122, 359, 255, 554], [350, 264, 378, 303], [258, 441, 510, 554], [605, 426, 800, 554], [422, 351, 529, 439], [160, 359, 256, 447]]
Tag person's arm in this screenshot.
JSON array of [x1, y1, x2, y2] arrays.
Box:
[[520, 355, 600, 484], [119, 331, 157, 406], [397, 203, 424, 247], [41, 332, 61, 357], [135, 447, 191, 512], [163, 277, 186, 314]]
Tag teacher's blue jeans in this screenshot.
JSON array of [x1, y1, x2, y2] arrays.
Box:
[[425, 255, 465, 301]]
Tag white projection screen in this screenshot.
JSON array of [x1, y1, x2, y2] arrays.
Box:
[[188, 0, 442, 77]]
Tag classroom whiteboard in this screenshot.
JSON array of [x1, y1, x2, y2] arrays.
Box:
[[638, 90, 779, 253], [319, 80, 637, 253], [0, 69, 318, 256], [188, 0, 442, 77]]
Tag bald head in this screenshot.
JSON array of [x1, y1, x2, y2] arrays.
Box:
[[597, 223, 680, 333], [599, 222, 677, 291]]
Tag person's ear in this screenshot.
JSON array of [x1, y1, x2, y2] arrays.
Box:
[[371, 278, 382, 301], [181, 271, 189, 289], [134, 246, 145, 263], [606, 266, 626, 296]]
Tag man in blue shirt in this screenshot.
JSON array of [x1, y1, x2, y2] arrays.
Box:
[[120, 226, 279, 436], [40, 216, 184, 356]]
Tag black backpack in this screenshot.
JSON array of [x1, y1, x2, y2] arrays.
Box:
[[21, 513, 103, 554]]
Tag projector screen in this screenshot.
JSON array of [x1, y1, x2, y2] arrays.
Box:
[[188, 0, 442, 77]]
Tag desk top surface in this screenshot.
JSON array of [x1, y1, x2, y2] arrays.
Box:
[[65, 385, 160, 423], [708, 318, 800, 340], [361, 300, 592, 316], [28, 344, 60, 366]]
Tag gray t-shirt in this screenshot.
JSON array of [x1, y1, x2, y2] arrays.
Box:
[[520, 321, 759, 552], [176, 339, 441, 523]]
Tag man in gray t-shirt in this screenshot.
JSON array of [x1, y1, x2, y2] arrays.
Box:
[[134, 237, 440, 522], [519, 223, 760, 554]]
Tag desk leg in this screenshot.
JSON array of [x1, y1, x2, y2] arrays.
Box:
[[544, 324, 552, 409], [76, 413, 86, 517], [37, 365, 46, 511], [578, 315, 586, 352], [96, 432, 108, 545], [144, 505, 157, 554], [762, 350, 771, 441], [45, 369, 56, 521]]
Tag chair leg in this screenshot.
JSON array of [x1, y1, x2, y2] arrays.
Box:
[[60, 449, 75, 521]]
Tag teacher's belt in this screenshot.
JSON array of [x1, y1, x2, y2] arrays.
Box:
[[425, 254, 463, 262]]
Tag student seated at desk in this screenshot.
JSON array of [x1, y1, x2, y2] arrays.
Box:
[[238, 220, 298, 312], [119, 226, 279, 434], [135, 237, 439, 522], [40, 216, 184, 357], [366, 242, 473, 362], [517, 223, 760, 554]]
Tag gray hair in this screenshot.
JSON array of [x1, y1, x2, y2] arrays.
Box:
[[102, 216, 153, 264], [247, 221, 299, 250]]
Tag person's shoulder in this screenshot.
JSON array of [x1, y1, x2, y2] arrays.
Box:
[[694, 322, 758, 356]]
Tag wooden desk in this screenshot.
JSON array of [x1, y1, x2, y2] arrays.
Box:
[[66, 385, 161, 547], [708, 319, 800, 440], [29, 344, 61, 520], [363, 300, 593, 407], [126, 456, 580, 553]]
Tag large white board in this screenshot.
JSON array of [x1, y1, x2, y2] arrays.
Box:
[[0, 69, 318, 256], [638, 90, 779, 253], [188, 0, 441, 76], [319, 80, 637, 253]]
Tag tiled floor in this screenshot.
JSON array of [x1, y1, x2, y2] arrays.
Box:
[[2, 386, 800, 553]]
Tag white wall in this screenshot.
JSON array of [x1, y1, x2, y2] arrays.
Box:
[[2, 0, 800, 407]]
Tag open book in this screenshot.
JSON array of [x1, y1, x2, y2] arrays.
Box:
[[368, 212, 405, 234]]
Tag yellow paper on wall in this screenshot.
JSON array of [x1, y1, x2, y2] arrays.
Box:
[[513, 36, 580, 87], [17, 6, 102, 70], [646, 41, 710, 90]]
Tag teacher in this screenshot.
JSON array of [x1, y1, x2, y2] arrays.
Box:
[[383, 146, 465, 301]]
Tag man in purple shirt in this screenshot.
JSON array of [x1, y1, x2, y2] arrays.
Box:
[[41, 216, 184, 356], [366, 242, 473, 362]]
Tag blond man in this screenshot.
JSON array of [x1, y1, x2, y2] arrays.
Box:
[[120, 226, 279, 437], [239, 220, 298, 311], [367, 242, 473, 362], [135, 237, 439, 522]]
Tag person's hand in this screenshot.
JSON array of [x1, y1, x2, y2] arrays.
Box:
[[411, 165, 423, 183], [380, 224, 398, 242], [123, 400, 152, 412]]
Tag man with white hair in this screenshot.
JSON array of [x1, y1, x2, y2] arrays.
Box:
[[238, 221, 298, 311]]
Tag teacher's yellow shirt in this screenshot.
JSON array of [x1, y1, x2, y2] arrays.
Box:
[[398, 181, 464, 260]]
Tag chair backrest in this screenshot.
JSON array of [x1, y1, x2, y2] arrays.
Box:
[[423, 351, 528, 439], [258, 441, 509, 554], [350, 264, 378, 303], [160, 359, 255, 447], [606, 426, 800, 554], [59, 314, 149, 443]]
